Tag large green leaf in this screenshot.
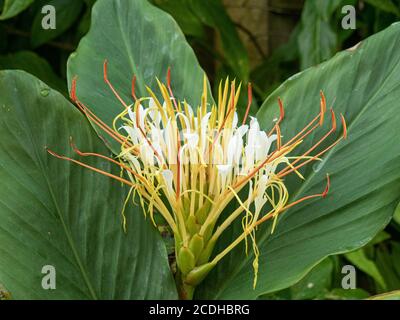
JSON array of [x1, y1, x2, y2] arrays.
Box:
[[196, 23, 400, 299], [0, 70, 177, 299], [0, 51, 66, 94], [0, 0, 34, 20], [297, 0, 343, 69], [67, 0, 212, 153]]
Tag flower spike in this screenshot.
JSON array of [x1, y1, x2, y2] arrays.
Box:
[[49, 63, 347, 299]]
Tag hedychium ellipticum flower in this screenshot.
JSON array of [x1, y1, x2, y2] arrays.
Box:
[[47, 60, 347, 299]]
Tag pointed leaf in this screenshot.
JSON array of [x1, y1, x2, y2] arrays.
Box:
[[0, 70, 177, 299]]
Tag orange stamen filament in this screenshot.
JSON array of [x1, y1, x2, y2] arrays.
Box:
[[46, 148, 135, 187], [131, 75, 137, 101], [166, 67, 178, 110], [70, 139, 147, 184], [255, 174, 330, 226], [278, 136, 343, 179], [268, 97, 285, 136], [341, 114, 347, 139], [282, 113, 322, 148], [103, 60, 129, 109], [278, 109, 337, 177], [319, 91, 326, 126], [70, 78, 129, 147], [233, 144, 292, 190], [242, 83, 252, 125]]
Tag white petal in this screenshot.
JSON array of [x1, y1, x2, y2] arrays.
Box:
[[255, 175, 269, 213], [201, 112, 212, 130], [248, 118, 260, 147], [217, 164, 233, 190], [128, 106, 136, 123], [164, 120, 176, 164], [217, 164, 232, 175], [140, 143, 154, 166], [212, 143, 224, 165], [227, 134, 243, 165], [161, 169, 174, 196], [183, 132, 199, 148], [149, 98, 157, 109], [138, 104, 145, 129], [125, 154, 142, 173], [237, 124, 249, 137]]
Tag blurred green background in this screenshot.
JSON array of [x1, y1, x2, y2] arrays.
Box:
[[1, 0, 400, 299]]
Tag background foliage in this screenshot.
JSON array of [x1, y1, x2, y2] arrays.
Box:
[[1, 0, 400, 299]]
